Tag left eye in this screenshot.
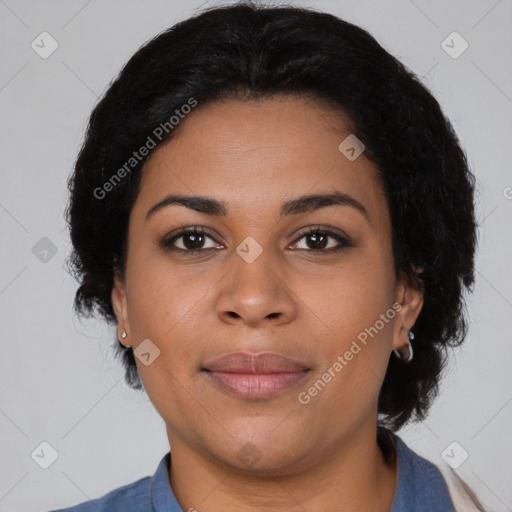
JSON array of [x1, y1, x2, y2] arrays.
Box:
[[291, 229, 351, 253]]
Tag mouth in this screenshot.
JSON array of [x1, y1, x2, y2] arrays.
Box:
[[201, 351, 311, 400]]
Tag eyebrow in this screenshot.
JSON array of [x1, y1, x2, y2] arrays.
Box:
[[145, 191, 369, 222]]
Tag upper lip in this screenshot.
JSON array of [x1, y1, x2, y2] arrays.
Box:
[[202, 351, 309, 373]]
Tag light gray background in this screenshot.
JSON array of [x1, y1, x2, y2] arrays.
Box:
[[0, 0, 511, 511]]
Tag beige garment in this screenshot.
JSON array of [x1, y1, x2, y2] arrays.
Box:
[[437, 464, 490, 512]]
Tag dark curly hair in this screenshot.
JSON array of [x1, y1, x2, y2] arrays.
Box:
[[65, 1, 478, 430]]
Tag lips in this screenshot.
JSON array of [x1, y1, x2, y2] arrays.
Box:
[[202, 351, 310, 400], [203, 351, 309, 373]]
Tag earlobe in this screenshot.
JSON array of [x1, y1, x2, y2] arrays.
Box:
[[392, 276, 424, 354], [111, 273, 131, 346]]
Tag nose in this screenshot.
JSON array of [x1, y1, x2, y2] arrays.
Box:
[[215, 248, 297, 328]]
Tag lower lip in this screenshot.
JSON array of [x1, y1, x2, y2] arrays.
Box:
[[204, 371, 309, 399]]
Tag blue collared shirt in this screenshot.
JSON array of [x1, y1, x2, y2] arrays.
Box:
[[49, 432, 455, 511]]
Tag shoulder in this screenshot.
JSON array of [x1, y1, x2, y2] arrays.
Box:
[[47, 452, 175, 512], [394, 434, 456, 511], [385, 429, 487, 512], [49, 475, 152, 512]]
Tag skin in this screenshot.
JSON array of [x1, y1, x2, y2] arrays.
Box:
[[111, 96, 424, 512]]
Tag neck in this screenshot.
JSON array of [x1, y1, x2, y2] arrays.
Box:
[[166, 421, 398, 512]]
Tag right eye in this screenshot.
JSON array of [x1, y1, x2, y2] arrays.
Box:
[[161, 226, 223, 254]]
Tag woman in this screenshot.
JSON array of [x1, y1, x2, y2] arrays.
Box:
[[54, 2, 484, 511]]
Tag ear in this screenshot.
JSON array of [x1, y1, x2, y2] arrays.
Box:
[[111, 271, 132, 347], [392, 272, 424, 352]]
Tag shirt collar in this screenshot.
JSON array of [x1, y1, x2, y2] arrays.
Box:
[[149, 452, 182, 511]]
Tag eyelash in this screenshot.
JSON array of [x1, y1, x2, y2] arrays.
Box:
[[160, 225, 353, 255]]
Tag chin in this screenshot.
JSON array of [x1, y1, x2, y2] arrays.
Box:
[[202, 426, 314, 475]]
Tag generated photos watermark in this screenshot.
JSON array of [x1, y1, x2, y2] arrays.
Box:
[[93, 97, 198, 200], [297, 302, 403, 404]]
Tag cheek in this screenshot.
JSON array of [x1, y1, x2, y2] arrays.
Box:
[[123, 261, 201, 387], [125, 265, 204, 422], [300, 275, 395, 428], [296, 253, 396, 411], [126, 250, 208, 338], [299, 251, 395, 345]]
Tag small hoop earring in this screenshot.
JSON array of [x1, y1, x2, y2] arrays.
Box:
[[393, 329, 414, 363]]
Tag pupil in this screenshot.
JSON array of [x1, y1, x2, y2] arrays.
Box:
[[308, 233, 327, 249], [185, 233, 203, 249]]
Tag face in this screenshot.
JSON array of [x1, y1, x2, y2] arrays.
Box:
[[112, 96, 423, 473]]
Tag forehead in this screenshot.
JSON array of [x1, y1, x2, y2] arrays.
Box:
[[133, 96, 387, 224]]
